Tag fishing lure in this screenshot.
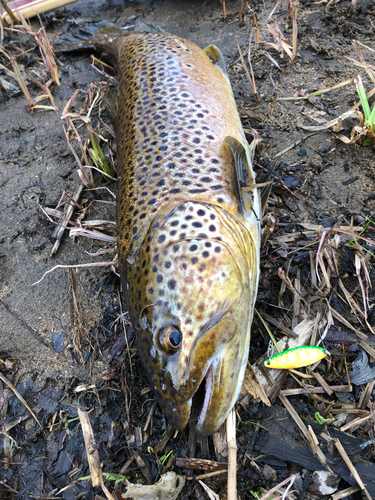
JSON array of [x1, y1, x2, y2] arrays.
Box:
[[264, 346, 329, 369]]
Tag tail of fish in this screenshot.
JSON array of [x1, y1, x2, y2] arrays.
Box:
[[91, 30, 262, 435]]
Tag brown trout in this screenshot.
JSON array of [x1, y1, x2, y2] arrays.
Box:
[[96, 31, 261, 435]]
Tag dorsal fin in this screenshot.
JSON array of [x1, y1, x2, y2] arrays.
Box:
[[204, 45, 227, 74]]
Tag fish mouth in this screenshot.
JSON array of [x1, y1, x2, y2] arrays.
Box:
[[194, 347, 242, 436], [194, 361, 214, 431]]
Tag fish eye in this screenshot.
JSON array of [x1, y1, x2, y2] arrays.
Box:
[[160, 325, 182, 353]]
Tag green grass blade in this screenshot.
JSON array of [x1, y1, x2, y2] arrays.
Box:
[[368, 103, 375, 128], [355, 75, 371, 123]]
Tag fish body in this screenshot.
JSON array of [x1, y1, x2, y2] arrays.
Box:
[[98, 32, 261, 434], [264, 346, 328, 369]]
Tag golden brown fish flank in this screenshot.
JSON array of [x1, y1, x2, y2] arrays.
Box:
[[98, 32, 261, 434]]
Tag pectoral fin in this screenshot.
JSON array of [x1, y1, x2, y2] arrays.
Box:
[[223, 136, 256, 216]]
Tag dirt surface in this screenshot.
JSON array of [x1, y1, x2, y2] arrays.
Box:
[[0, 0, 375, 498]]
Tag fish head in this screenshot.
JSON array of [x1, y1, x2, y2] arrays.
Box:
[[124, 202, 259, 435]]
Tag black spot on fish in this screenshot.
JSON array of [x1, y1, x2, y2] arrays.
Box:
[[168, 279, 176, 290], [189, 189, 207, 194]]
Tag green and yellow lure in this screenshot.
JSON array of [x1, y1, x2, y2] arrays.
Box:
[[264, 346, 329, 369]]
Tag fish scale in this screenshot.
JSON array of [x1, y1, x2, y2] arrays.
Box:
[[94, 31, 262, 434]]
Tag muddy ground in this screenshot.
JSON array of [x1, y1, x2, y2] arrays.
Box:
[[0, 0, 375, 498]]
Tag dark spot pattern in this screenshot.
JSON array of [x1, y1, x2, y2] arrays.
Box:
[[116, 32, 240, 264]]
